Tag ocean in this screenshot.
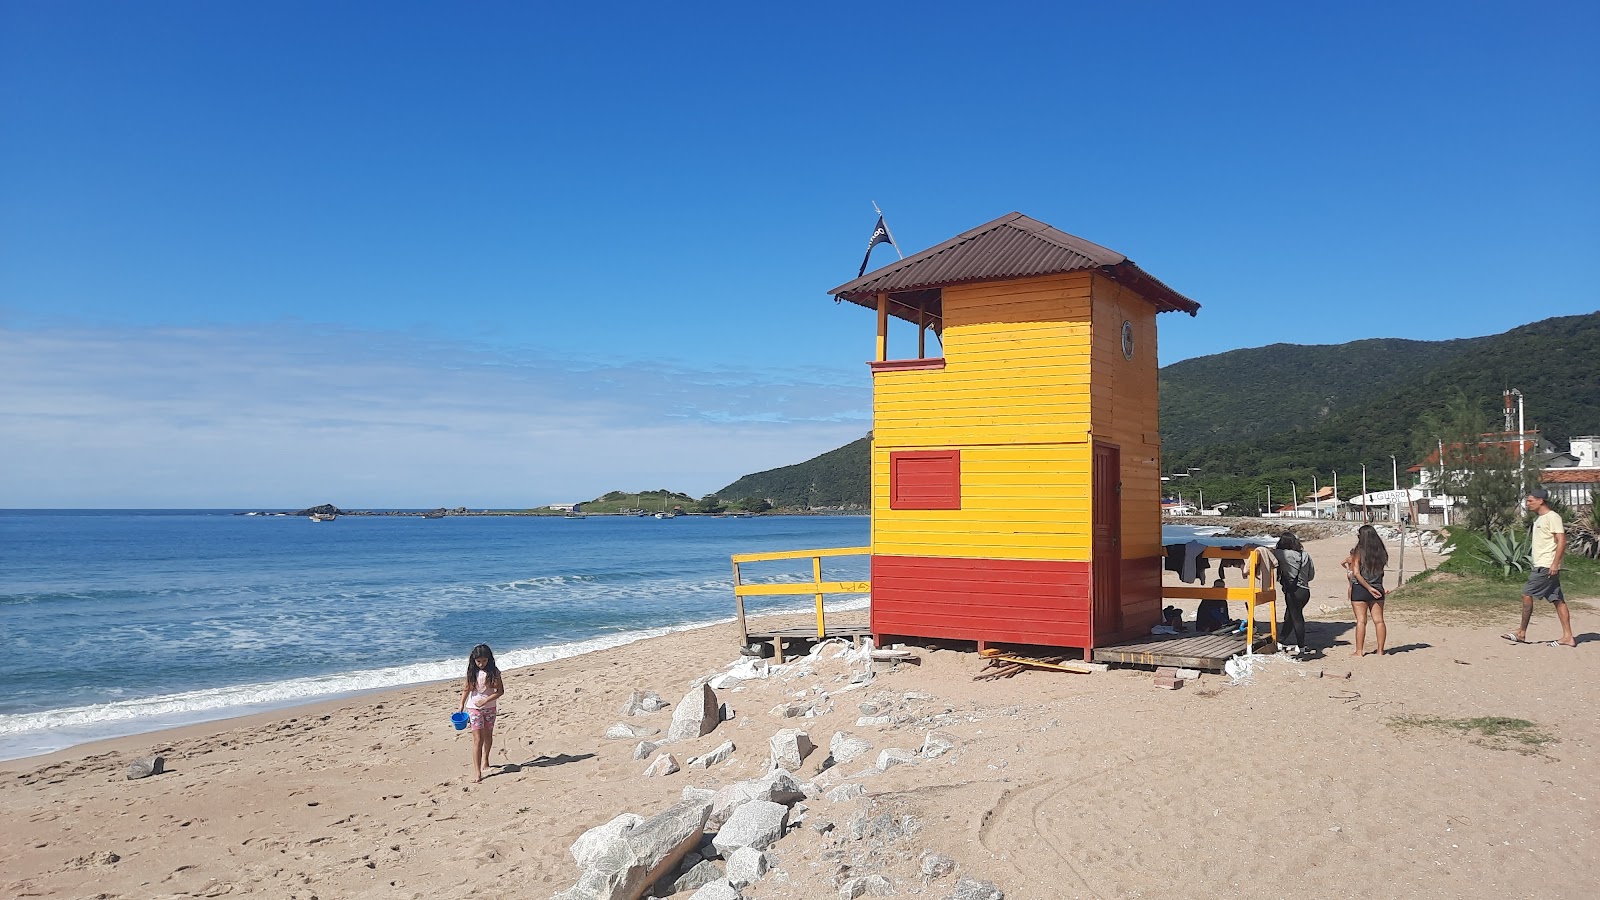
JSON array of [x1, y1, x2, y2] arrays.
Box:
[[0, 511, 871, 761]]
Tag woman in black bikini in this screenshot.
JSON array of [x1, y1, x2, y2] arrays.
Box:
[[1342, 524, 1389, 657]]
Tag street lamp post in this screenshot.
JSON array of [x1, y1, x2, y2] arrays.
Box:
[[1391, 454, 1400, 523], [1291, 480, 1299, 518], [1361, 463, 1369, 522], [1333, 470, 1340, 520], [1312, 473, 1320, 519]]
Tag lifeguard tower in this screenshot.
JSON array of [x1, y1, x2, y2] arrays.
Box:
[[832, 212, 1197, 656], [730, 212, 1275, 667]]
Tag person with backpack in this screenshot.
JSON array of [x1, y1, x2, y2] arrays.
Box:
[[1275, 533, 1316, 657]]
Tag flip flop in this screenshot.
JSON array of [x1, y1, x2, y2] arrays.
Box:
[[1547, 641, 1576, 649], [1500, 633, 1527, 644]]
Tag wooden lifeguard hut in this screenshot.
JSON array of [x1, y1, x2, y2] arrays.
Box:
[[827, 212, 1200, 657]]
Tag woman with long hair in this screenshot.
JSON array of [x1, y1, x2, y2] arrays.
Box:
[[1274, 532, 1315, 657], [1342, 525, 1390, 657], [458, 643, 505, 783]]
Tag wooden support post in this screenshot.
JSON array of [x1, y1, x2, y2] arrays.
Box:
[[813, 555, 826, 639], [917, 308, 926, 358], [876, 292, 888, 362], [732, 558, 748, 647]]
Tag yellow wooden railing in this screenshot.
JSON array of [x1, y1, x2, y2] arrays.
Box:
[[730, 546, 871, 645], [1163, 545, 1279, 649]]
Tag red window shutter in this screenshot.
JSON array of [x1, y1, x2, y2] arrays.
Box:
[[890, 450, 961, 510]]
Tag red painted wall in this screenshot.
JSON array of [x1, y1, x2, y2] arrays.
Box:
[[871, 555, 1091, 648]]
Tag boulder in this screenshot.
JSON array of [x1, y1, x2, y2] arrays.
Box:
[[668, 684, 721, 742], [687, 882, 741, 900], [553, 798, 711, 900], [725, 847, 769, 888], [855, 715, 893, 727], [768, 729, 814, 770], [751, 769, 806, 805], [633, 741, 659, 761], [671, 859, 725, 894], [126, 756, 165, 780], [681, 786, 716, 803], [875, 748, 916, 772], [711, 800, 789, 856], [840, 874, 894, 898], [644, 754, 680, 777], [687, 740, 736, 769], [829, 732, 873, 764], [921, 734, 955, 759], [571, 812, 644, 868], [948, 877, 1004, 900]]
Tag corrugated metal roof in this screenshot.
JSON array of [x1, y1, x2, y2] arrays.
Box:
[[829, 212, 1200, 318]]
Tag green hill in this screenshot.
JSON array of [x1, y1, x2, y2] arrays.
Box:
[[716, 436, 870, 509], [718, 312, 1600, 512], [1158, 337, 1479, 453]]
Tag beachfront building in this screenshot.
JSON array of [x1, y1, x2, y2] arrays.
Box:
[[827, 212, 1199, 655], [1539, 435, 1600, 508]]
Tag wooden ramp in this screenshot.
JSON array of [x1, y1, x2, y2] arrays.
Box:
[[745, 617, 870, 663], [1092, 631, 1273, 671]]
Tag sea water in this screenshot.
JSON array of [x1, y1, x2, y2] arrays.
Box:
[[0, 511, 870, 760]]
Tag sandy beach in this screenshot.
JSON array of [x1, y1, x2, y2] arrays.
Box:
[[4, 531, 1596, 900]]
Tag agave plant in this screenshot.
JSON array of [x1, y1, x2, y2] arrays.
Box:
[[1473, 528, 1532, 577]]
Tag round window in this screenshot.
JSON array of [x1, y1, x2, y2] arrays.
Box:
[[1121, 320, 1135, 360]]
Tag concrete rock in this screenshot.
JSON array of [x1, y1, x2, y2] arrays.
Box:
[[948, 877, 1004, 900], [621, 689, 668, 716], [829, 732, 873, 764], [554, 798, 711, 900], [768, 728, 814, 770], [725, 847, 769, 887], [875, 748, 916, 771], [840, 874, 894, 898], [920, 851, 956, 878], [668, 684, 721, 742], [672, 859, 725, 893], [687, 882, 742, 900], [687, 740, 736, 769], [571, 812, 645, 868], [826, 783, 865, 803], [607, 722, 657, 740], [711, 800, 789, 856], [644, 753, 680, 777], [126, 756, 165, 780], [921, 734, 955, 759]]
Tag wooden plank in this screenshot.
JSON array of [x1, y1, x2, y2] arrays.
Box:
[[735, 581, 871, 597], [731, 546, 870, 563]]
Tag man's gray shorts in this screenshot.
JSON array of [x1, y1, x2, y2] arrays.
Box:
[[1524, 567, 1565, 602]]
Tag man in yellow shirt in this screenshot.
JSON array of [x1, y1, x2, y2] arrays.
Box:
[[1502, 489, 1574, 647]]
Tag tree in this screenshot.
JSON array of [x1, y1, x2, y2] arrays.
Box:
[[1416, 390, 1521, 536], [737, 496, 772, 513], [695, 494, 725, 514]]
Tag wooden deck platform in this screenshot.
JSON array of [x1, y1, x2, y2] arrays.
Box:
[[1091, 630, 1273, 671], [745, 619, 871, 663]]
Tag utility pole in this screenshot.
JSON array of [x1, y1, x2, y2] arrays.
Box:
[[1312, 473, 1320, 519], [1291, 480, 1299, 518], [1361, 464, 1369, 522], [1333, 470, 1340, 520]]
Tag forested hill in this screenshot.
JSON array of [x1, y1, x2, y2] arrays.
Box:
[[716, 436, 870, 509], [717, 312, 1599, 510], [1157, 337, 1481, 453]]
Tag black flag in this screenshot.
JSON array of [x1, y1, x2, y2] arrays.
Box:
[[857, 215, 895, 277]]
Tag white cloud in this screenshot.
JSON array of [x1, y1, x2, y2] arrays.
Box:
[[0, 322, 870, 507]]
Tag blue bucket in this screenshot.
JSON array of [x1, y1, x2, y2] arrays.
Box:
[[451, 711, 470, 731]]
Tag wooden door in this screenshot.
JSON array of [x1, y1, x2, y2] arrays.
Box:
[[1092, 442, 1122, 640]]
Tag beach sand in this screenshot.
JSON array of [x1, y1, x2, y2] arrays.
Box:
[[3, 533, 1596, 899]]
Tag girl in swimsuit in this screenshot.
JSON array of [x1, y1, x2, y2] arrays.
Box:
[[458, 643, 505, 783], [1342, 525, 1390, 657]]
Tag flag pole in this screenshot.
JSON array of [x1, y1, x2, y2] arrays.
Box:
[[871, 200, 904, 259]]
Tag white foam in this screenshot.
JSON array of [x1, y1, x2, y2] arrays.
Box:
[[0, 596, 870, 761]]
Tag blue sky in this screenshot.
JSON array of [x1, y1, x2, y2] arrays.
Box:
[[2, 2, 1596, 506]]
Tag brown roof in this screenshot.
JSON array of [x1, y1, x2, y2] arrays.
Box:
[[828, 212, 1200, 320], [1541, 469, 1600, 483]]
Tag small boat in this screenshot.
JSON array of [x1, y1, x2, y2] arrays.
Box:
[[309, 513, 337, 522]]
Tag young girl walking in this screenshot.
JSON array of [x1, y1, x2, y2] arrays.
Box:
[[458, 643, 504, 783], [1342, 525, 1390, 657]]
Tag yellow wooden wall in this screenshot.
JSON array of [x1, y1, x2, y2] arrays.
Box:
[[871, 272, 1095, 562], [1088, 272, 1163, 578]]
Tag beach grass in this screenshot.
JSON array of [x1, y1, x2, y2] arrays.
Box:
[[1392, 526, 1599, 617], [1388, 714, 1558, 755]]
